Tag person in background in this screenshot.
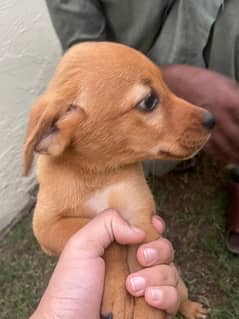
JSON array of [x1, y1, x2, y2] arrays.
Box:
[[45, 0, 239, 252]]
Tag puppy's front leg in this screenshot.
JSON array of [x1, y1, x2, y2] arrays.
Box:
[[127, 213, 166, 319], [102, 243, 134, 319], [33, 214, 91, 256]]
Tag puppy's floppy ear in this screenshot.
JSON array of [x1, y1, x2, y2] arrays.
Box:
[[23, 94, 84, 176]]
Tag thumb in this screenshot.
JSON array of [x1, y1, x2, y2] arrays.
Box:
[[66, 209, 145, 257]]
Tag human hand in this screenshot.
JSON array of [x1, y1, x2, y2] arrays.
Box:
[[30, 209, 178, 319], [161, 64, 239, 164], [202, 81, 239, 164]]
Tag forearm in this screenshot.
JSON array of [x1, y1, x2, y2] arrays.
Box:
[[160, 64, 238, 107], [45, 0, 106, 51]]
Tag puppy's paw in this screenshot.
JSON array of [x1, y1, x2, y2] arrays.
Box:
[[101, 293, 134, 319], [179, 300, 208, 319], [100, 313, 113, 319]]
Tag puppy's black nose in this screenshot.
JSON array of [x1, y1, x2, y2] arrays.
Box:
[[202, 111, 215, 130]]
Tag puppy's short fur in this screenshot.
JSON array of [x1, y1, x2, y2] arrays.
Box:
[[24, 42, 212, 319]]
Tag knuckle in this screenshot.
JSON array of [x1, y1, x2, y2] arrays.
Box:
[[161, 238, 174, 251], [160, 238, 174, 260], [157, 265, 172, 283], [104, 208, 119, 218], [166, 286, 179, 305], [165, 267, 175, 284], [153, 215, 166, 231], [169, 266, 178, 285], [171, 287, 179, 304], [156, 265, 178, 285], [167, 289, 180, 315]]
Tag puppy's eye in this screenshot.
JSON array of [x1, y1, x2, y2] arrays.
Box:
[[137, 91, 159, 112]]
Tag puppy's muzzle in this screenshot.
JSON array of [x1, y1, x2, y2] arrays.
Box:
[[176, 111, 215, 159], [201, 111, 216, 130]]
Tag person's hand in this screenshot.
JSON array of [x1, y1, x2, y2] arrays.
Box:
[[161, 64, 239, 164], [202, 80, 239, 164], [31, 209, 178, 319]]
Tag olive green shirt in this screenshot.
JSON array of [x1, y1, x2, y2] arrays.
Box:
[[46, 0, 239, 81]]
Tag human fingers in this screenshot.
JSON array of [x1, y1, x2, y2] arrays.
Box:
[[66, 209, 145, 258], [126, 264, 178, 297], [145, 286, 180, 315], [137, 238, 174, 267]]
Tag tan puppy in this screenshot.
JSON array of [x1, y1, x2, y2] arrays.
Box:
[[24, 42, 214, 319]]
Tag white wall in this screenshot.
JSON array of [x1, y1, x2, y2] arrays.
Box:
[[0, 0, 61, 232]]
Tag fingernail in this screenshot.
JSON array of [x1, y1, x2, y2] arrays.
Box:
[[143, 248, 157, 264], [130, 276, 146, 292], [150, 288, 163, 301]]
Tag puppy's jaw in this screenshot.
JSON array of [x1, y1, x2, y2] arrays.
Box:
[[184, 133, 211, 159], [145, 129, 210, 161]]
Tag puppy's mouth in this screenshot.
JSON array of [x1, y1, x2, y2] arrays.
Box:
[[159, 133, 211, 160], [185, 133, 211, 159]]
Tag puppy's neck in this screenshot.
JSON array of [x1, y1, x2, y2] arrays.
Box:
[[51, 149, 143, 177], [42, 151, 145, 190]]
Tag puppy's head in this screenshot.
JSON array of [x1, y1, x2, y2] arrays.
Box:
[[24, 42, 214, 174]]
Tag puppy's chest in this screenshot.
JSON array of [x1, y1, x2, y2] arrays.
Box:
[[83, 182, 127, 217], [85, 187, 111, 214], [80, 181, 153, 222]]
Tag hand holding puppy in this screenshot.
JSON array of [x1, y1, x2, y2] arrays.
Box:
[[30, 210, 178, 319], [161, 64, 239, 164]]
